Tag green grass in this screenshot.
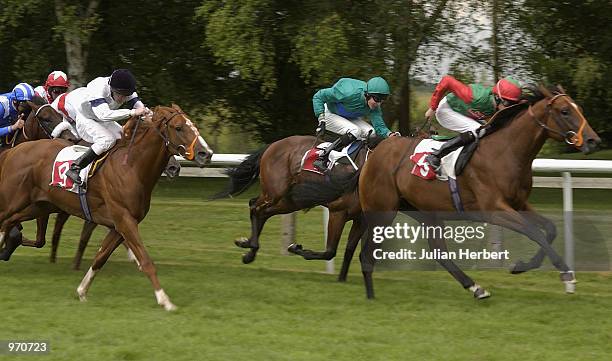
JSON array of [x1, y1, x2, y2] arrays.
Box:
[[1, 178, 612, 360]]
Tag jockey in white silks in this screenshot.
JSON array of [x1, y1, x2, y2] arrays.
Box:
[[60, 69, 150, 185], [34, 70, 70, 104]]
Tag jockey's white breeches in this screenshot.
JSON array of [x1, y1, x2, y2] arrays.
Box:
[[323, 112, 374, 140], [435, 97, 482, 135], [75, 114, 122, 155]]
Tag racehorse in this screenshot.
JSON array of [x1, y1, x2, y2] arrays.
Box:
[[214, 135, 379, 282], [4, 99, 181, 269], [0, 105, 213, 310], [356, 85, 600, 299]]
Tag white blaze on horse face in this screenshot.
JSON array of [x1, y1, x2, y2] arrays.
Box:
[[198, 135, 213, 155]]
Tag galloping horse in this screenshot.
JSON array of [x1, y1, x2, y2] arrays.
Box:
[[4, 99, 181, 269], [357, 85, 600, 299], [215, 135, 378, 281], [0, 105, 213, 310]]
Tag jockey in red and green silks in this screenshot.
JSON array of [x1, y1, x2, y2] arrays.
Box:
[[311, 76, 399, 171], [423, 75, 522, 173]]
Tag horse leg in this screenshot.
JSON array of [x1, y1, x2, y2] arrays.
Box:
[[510, 203, 556, 274], [77, 230, 123, 301], [287, 211, 346, 261], [73, 221, 97, 270], [20, 217, 48, 248], [421, 217, 489, 299], [490, 205, 576, 293], [50, 212, 70, 263], [114, 215, 176, 311], [338, 215, 365, 282], [360, 211, 397, 299], [0, 226, 23, 261], [235, 196, 291, 264]]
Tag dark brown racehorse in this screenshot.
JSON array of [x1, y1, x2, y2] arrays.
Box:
[[357, 85, 600, 299], [0, 105, 212, 310], [0, 99, 75, 255], [214, 135, 378, 281]]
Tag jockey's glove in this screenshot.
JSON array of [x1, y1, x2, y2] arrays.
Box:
[[316, 120, 326, 138]]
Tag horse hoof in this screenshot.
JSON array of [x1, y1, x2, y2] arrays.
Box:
[[163, 302, 178, 311], [560, 271, 576, 294], [242, 252, 256, 264], [473, 287, 491, 299], [287, 243, 302, 254], [510, 261, 529, 274], [234, 237, 251, 249], [337, 275, 347, 283], [77, 289, 87, 302]]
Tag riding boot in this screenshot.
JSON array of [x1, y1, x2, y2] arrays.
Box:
[[65, 148, 98, 186], [425, 131, 475, 173], [313, 133, 357, 172]]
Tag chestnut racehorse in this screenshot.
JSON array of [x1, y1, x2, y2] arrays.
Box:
[[0, 105, 213, 310], [357, 85, 600, 299]]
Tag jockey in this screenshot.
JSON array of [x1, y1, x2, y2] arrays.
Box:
[[34, 70, 70, 104], [0, 83, 33, 139], [312, 76, 399, 171], [423, 75, 522, 172], [64, 69, 150, 185]]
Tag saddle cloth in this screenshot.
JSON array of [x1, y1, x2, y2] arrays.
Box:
[[301, 141, 362, 174], [50, 145, 94, 193], [410, 139, 463, 181]]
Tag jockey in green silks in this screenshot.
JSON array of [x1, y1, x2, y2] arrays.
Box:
[[312, 76, 399, 171]]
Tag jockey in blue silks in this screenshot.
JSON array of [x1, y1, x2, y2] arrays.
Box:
[[0, 83, 33, 140]]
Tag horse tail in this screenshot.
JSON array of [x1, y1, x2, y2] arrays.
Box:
[[210, 145, 270, 200], [289, 169, 361, 209]]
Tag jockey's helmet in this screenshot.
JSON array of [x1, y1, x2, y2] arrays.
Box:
[[109, 69, 137, 96], [45, 71, 70, 89], [366, 77, 390, 103], [493, 77, 521, 102], [12, 83, 35, 101]]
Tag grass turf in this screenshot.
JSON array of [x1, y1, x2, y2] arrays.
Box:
[[1, 178, 611, 360]]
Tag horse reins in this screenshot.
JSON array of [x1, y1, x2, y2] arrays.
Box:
[[528, 93, 587, 147], [154, 111, 200, 160]]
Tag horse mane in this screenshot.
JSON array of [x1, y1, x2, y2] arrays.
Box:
[[486, 83, 561, 131]]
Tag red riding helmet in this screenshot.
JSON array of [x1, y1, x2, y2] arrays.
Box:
[[44, 71, 70, 89], [492, 77, 521, 101]]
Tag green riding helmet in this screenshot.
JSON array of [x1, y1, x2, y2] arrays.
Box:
[[366, 77, 390, 95]]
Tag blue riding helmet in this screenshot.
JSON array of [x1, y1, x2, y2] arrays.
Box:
[[12, 83, 35, 101]]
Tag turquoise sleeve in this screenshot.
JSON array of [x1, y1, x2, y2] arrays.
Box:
[[312, 87, 336, 117], [369, 109, 391, 137]]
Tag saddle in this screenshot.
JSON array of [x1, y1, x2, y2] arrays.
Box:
[[301, 140, 364, 175], [50, 145, 110, 193]]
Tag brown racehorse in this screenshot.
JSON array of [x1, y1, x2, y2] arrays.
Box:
[[356, 85, 600, 299], [214, 135, 379, 281], [6, 99, 181, 269], [0, 105, 213, 310]]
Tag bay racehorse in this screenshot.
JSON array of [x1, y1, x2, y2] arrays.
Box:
[[214, 135, 380, 282], [0, 105, 213, 310], [357, 85, 600, 299]]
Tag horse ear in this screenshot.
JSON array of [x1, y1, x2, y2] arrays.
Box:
[[556, 84, 567, 94], [538, 84, 553, 98], [171, 103, 183, 112], [26, 101, 41, 113]]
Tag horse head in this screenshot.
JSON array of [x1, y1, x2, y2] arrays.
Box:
[[532, 85, 601, 154], [152, 104, 213, 167]]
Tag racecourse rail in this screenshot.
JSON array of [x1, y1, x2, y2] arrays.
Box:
[[176, 155, 612, 273]]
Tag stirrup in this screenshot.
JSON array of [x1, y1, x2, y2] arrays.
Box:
[[425, 154, 442, 173], [66, 168, 83, 185]]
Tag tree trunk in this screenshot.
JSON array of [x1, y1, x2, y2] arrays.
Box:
[[397, 76, 412, 135], [54, 0, 100, 88], [491, 0, 501, 82]]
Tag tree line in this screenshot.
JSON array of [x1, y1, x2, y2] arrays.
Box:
[[1, 0, 610, 146]]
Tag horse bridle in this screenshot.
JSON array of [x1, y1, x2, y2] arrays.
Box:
[[154, 110, 200, 160], [528, 93, 587, 147]]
